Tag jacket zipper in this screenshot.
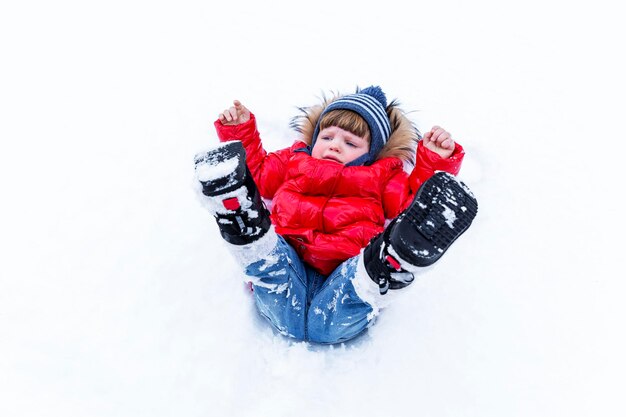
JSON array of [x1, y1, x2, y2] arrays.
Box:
[[318, 165, 344, 234]]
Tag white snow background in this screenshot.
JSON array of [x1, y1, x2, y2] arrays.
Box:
[[1, 1, 624, 416]]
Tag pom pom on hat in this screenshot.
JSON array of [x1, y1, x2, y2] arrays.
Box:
[[358, 85, 388, 108], [311, 85, 392, 166]]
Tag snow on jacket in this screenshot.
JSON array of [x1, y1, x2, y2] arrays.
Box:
[[214, 103, 464, 276]]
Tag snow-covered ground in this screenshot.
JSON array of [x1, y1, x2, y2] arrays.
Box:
[[1, 1, 624, 416]]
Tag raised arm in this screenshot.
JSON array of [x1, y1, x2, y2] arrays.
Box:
[[408, 126, 465, 191], [214, 101, 290, 198]]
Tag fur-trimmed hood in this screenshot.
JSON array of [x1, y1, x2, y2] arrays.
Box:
[[290, 91, 421, 165]]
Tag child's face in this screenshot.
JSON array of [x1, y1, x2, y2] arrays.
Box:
[[311, 126, 370, 165]]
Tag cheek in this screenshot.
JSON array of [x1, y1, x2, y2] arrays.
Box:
[[351, 148, 368, 158], [311, 141, 324, 159]]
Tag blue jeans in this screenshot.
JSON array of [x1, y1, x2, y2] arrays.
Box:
[[243, 235, 374, 344]]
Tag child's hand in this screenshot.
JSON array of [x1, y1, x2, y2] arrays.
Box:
[[422, 126, 455, 159], [218, 100, 251, 125]]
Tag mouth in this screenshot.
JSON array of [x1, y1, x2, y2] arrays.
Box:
[[323, 155, 342, 163]]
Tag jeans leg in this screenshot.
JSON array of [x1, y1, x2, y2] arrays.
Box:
[[306, 256, 375, 344], [243, 235, 309, 340]]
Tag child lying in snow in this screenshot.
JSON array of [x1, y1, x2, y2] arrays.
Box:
[[194, 86, 477, 344]]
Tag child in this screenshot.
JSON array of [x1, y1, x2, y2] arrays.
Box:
[[194, 86, 477, 344]]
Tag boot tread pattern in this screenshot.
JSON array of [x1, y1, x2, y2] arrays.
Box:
[[406, 173, 477, 252], [392, 172, 477, 267]]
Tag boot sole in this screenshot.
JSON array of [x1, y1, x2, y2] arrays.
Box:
[[389, 172, 478, 267], [194, 141, 247, 197]]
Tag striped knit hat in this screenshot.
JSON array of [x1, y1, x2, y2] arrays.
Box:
[[311, 86, 392, 166]]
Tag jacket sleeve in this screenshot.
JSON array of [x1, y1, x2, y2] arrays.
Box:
[[407, 141, 465, 193], [214, 113, 291, 199], [381, 169, 413, 219], [382, 141, 466, 218]]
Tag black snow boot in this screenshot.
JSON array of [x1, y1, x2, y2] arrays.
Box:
[[194, 141, 271, 245], [364, 171, 478, 294]]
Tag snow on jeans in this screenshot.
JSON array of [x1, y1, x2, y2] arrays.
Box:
[[228, 228, 375, 344]]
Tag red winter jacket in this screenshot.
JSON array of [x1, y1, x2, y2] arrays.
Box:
[[215, 114, 464, 275]]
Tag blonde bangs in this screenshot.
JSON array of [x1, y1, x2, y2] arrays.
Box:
[[318, 110, 371, 142]]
